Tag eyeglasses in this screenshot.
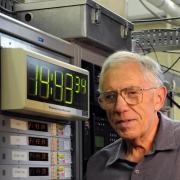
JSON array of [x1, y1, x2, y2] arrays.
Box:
[[98, 86, 157, 110]]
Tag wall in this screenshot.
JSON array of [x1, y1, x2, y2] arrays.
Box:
[[95, 0, 126, 16]]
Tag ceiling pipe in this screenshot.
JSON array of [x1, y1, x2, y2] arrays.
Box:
[[171, 0, 180, 5], [146, 0, 180, 24]]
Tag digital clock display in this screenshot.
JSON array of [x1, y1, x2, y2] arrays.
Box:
[[29, 167, 49, 176], [1, 48, 89, 120], [28, 121, 48, 132], [29, 152, 48, 161], [28, 137, 48, 147], [27, 56, 88, 112]]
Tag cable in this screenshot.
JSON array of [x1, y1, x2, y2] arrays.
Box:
[[155, 28, 180, 31], [139, 0, 162, 19], [132, 16, 180, 23], [133, 37, 180, 74], [138, 0, 175, 26], [161, 64, 180, 74], [133, 40, 146, 55], [163, 56, 180, 74], [0, 1, 16, 15], [167, 94, 180, 109], [162, 50, 180, 54], [146, 39, 160, 64], [0, 6, 15, 14], [137, 37, 160, 64]]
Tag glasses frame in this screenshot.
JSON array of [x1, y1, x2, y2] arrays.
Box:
[[98, 86, 158, 110]]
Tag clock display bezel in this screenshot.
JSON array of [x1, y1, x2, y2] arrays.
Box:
[[1, 48, 89, 120]]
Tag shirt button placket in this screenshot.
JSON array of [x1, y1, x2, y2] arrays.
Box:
[[131, 169, 143, 180], [134, 169, 140, 174]]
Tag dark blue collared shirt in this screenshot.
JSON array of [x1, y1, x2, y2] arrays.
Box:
[[86, 112, 180, 180]]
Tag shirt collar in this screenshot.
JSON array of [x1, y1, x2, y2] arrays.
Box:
[[154, 112, 177, 151], [106, 112, 177, 167], [106, 138, 123, 166]]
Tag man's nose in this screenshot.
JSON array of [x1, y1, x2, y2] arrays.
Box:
[[114, 94, 129, 112]]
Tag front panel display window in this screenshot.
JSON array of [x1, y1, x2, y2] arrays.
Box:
[[27, 56, 88, 111]]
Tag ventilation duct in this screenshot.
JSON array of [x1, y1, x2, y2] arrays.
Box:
[[147, 0, 180, 24]]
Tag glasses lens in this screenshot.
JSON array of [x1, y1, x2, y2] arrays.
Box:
[[123, 87, 142, 105], [98, 87, 143, 110], [98, 91, 117, 110]]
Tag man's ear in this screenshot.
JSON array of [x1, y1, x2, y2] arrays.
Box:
[[154, 86, 167, 111]]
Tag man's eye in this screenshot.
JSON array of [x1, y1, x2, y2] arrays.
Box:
[[104, 92, 116, 102], [127, 90, 139, 96]]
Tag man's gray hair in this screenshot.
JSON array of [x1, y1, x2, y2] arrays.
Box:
[[99, 51, 164, 92]]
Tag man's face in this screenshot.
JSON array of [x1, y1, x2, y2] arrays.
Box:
[[102, 62, 165, 140]]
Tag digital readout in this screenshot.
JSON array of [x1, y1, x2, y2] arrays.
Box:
[[29, 167, 49, 176], [28, 137, 48, 147], [27, 56, 88, 112], [29, 152, 48, 161], [28, 121, 48, 132]]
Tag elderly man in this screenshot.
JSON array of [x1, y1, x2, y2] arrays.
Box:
[[86, 51, 180, 180]]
